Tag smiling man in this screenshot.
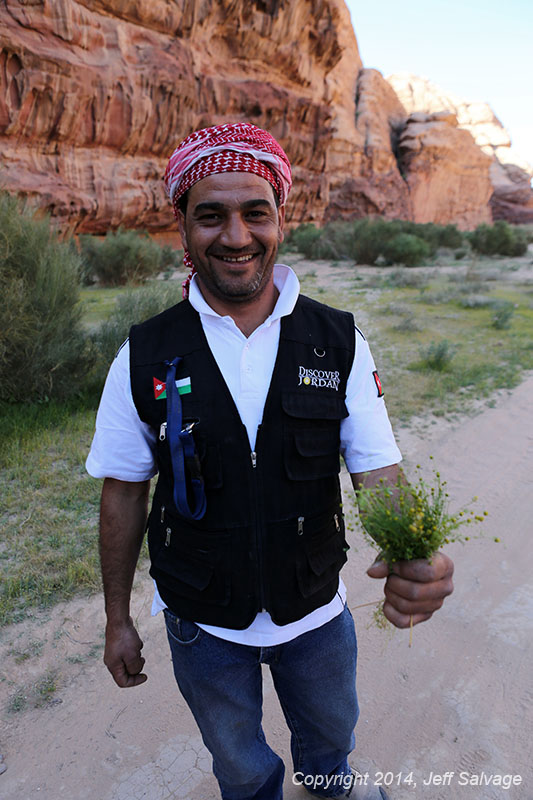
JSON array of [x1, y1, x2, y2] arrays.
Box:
[[86, 123, 454, 800]]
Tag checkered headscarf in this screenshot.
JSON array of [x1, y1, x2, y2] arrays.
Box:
[[163, 122, 292, 298]]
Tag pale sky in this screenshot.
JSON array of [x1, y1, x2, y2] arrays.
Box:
[[345, 0, 533, 167]]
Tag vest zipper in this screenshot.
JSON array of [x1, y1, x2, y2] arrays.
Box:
[[159, 422, 167, 441], [165, 526, 172, 547], [250, 428, 266, 610]]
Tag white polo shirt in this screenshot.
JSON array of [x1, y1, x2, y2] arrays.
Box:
[[86, 265, 401, 646]]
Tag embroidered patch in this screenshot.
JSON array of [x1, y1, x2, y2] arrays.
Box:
[[153, 377, 167, 400], [153, 376, 192, 399], [373, 370, 384, 397], [298, 366, 340, 390], [175, 377, 192, 395]]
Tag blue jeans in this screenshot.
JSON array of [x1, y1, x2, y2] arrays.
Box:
[[164, 604, 359, 800]]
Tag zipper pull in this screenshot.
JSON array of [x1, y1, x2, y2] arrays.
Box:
[[165, 527, 171, 547], [159, 422, 167, 441], [251, 451, 257, 468], [297, 516, 304, 535], [160, 504, 165, 523], [334, 513, 340, 532]]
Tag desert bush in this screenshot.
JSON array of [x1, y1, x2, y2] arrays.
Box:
[[382, 233, 431, 267], [515, 223, 533, 244], [384, 302, 411, 315], [80, 228, 180, 286], [437, 224, 464, 249], [282, 223, 320, 257], [418, 340, 457, 371], [0, 192, 90, 402], [393, 315, 421, 333], [351, 219, 395, 265], [469, 221, 528, 257], [491, 301, 515, 329], [389, 221, 463, 253], [458, 295, 496, 309], [89, 283, 180, 386], [385, 268, 427, 288], [284, 219, 465, 264]]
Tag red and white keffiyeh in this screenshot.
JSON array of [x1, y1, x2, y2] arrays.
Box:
[[163, 123, 292, 298]]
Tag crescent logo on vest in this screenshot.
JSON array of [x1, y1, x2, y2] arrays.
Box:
[[153, 376, 192, 399], [298, 366, 340, 390]]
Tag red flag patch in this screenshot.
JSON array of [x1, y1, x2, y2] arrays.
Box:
[[153, 377, 167, 400], [373, 370, 384, 397]]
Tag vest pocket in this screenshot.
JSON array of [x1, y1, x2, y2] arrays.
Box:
[[282, 391, 347, 480], [295, 511, 348, 599], [150, 517, 231, 606]]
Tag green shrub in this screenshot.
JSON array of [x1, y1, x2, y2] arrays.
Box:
[[283, 224, 323, 258], [80, 228, 180, 286], [351, 219, 394, 265], [469, 221, 528, 257], [438, 224, 464, 249], [89, 283, 180, 387], [393, 315, 421, 333], [284, 219, 465, 264], [418, 340, 457, 371], [516, 224, 533, 244], [382, 233, 431, 267], [458, 295, 496, 309], [491, 301, 515, 329], [0, 192, 91, 402], [385, 268, 426, 288], [394, 221, 439, 255]]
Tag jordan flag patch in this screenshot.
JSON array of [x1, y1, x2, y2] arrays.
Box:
[[373, 370, 384, 397], [153, 377, 192, 399]]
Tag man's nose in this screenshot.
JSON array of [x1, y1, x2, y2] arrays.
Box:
[[219, 213, 253, 249]]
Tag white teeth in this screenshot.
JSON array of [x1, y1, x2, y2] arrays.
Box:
[[219, 255, 255, 263]]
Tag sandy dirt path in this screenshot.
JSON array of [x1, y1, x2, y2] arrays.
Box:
[[1, 376, 532, 800]]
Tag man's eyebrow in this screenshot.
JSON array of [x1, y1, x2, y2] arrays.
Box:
[[241, 199, 274, 209], [192, 198, 274, 214], [192, 201, 225, 214]]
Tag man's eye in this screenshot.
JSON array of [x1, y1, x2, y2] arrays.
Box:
[[247, 210, 266, 218], [198, 213, 221, 221]]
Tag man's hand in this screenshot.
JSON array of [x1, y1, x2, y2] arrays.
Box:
[[367, 552, 454, 628], [104, 617, 147, 688]]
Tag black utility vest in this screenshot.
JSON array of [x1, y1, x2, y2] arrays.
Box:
[[129, 295, 355, 628]]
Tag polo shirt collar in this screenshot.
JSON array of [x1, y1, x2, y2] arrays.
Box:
[[188, 264, 300, 325]]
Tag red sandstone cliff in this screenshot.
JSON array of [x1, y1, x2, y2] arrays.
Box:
[[388, 74, 533, 224], [0, 0, 498, 233]]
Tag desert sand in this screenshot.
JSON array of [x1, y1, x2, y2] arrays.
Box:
[[1, 373, 532, 800]]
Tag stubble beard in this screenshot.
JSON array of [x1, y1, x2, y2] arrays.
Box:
[[201, 253, 276, 305]]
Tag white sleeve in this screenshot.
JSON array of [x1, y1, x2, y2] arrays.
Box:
[[340, 328, 402, 474], [85, 341, 158, 481]]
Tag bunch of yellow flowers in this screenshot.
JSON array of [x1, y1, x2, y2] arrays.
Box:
[[356, 461, 488, 567]]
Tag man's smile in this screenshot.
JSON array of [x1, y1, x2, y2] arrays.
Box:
[[216, 254, 257, 263]]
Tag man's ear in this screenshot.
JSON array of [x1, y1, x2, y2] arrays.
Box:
[[176, 209, 188, 250], [277, 204, 286, 244]]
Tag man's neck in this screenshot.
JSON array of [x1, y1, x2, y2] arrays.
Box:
[[196, 280, 279, 338]]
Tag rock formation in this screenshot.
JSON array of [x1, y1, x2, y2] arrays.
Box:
[[388, 73, 533, 224], [0, 1, 501, 234], [398, 111, 493, 228]]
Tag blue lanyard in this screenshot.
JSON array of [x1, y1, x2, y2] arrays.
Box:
[[164, 357, 206, 521]]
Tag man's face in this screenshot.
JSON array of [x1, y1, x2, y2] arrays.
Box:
[[177, 172, 285, 305]]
